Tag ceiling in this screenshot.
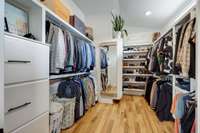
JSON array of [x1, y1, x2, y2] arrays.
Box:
[[119, 0, 191, 29], [73, 0, 191, 29], [73, 0, 119, 15]]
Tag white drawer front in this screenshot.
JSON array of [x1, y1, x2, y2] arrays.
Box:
[[11, 113, 49, 133], [5, 80, 49, 133], [4, 35, 49, 84]]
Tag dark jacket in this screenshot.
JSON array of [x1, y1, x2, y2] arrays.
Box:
[[156, 81, 174, 121]]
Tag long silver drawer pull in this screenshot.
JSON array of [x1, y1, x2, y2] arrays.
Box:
[[7, 102, 32, 113], [6, 60, 31, 63]]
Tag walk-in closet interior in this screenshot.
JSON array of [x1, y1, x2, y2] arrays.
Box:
[[0, 0, 200, 133]]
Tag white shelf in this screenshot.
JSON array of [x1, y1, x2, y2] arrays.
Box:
[[123, 43, 153, 47], [4, 32, 46, 46], [123, 73, 152, 77], [123, 58, 146, 61], [124, 88, 145, 91], [50, 72, 91, 80], [32, 0, 95, 46], [123, 66, 145, 69], [123, 81, 146, 85], [99, 39, 119, 47], [123, 88, 145, 96], [123, 51, 148, 54], [45, 7, 95, 46]]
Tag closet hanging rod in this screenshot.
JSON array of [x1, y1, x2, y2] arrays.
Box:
[[175, 17, 196, 29], [153, 29, 173, 44], [49, 72, 92, 80], [46, 17, 64, 29], [175, 13, 191, 27]]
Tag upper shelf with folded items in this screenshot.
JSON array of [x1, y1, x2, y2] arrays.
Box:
[[4, 0, 44, 42], [45, 9, 95, 46]]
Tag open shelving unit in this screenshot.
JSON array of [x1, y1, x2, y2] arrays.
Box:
[[3, 0, 97, 132], [123, 44, 152, 96]]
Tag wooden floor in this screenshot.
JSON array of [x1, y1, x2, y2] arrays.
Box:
[[62, 96, 174, 133]]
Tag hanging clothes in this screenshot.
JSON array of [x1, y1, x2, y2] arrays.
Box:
[[47, 23, 66, 74], [63, 31, 74, 73], [85, 42, 93, 71], [163, 37, 173, 74], [155, 80, 174, 121], [150, 79, 160, 108], [145, 77, 156, 104], [148, 44, 159, 73], [189, 29, 196, 78], [171, 92, 196, 133], [175, 18, 196, 77], [56, 80, 82, 121], [90, 45, 96, 70], [55, 75, 96, 121], [82, 77, 96, 109], [46, 21, 96, 75], [100, 49, 108, 69], [174, 26, 183, 74]]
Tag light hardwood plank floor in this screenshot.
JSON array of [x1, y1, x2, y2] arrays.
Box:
[[62, 96, 174, 133]]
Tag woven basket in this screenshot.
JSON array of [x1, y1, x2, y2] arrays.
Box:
[[50, 102, 64, 133], [55, 97, 76, 129]]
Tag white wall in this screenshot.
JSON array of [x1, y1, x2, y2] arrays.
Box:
[[86, 14, 113, 42], [123, 26, 158, 46], [86, 16, 156, 43], [61, 0, 86, 23], [123, 32, 153, 46], [0, 0, 4, 129], [85, 0, 120, 42]]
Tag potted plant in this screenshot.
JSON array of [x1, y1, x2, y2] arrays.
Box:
[[111, 13, 128, 38]]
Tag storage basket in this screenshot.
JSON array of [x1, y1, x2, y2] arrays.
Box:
[[55, 97, 76, 129], [50, 102, 64, 133]]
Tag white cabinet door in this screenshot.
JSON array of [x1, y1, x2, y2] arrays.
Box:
[[12, 113, 49, 133], [4, 35, 49, 84], [5, 80, 49, 133]]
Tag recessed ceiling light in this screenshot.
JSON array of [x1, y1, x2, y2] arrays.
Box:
[[145, 11, 152, 16]]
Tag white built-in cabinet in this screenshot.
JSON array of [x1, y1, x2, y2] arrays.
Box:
[[2, 0, 96, 133], [3, 1, 49, 132], [1, 0, 200, 132], [97, 39, 123, 104]]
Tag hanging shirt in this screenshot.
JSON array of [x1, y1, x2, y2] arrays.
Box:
[[176, 19, 196, 77], [86, 43, 93, 70], [89, 45, 96, 70], [48, 24, 66, 74], [64, 31, 74, 73]]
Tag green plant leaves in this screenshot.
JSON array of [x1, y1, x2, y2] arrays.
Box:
[[111, 13, 128, 37]]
